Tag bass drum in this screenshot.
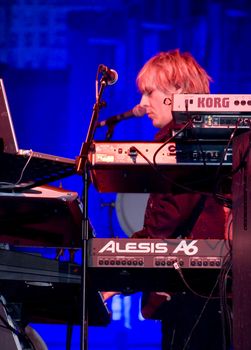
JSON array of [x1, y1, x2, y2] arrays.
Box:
[[115, 193, 149, 237]]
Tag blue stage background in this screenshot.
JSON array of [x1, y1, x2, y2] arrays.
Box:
[[0, 0, 251, 349]]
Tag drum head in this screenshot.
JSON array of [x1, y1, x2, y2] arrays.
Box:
[[115, 193, 149, 237]]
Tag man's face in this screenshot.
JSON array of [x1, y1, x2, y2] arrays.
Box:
[[138, 68, 181, 129], [140, 88, 173, 129]]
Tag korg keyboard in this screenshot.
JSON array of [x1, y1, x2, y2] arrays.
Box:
[[172, 93, 251, 125]]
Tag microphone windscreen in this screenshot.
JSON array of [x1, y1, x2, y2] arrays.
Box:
[[108, 69, 118, 86], [133, 105, 146, 117]]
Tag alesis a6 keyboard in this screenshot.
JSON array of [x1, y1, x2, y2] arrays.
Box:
[[88, 238, 231, 293]]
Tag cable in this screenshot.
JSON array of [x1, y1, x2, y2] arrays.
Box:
[[0, 297, 36, 350], [213, 118, 251, 209], [151, 117, 232, 196], [14, 150, 33, 186], [172, 261, 222, 300], [230, 128, 251, 176], [129, 145, 207, 194], [219, 252, 233, 349], [212, 122, 240, 206], [173, 258, 232, 350], [181, 294, 213, 350], [0, 150, 33, 191], [152, 120, 193, 166], [128, 113, 238, 198]]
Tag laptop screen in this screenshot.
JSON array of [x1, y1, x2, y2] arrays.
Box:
[[0, 79, 76, 192], [0, 79, 18, 154]]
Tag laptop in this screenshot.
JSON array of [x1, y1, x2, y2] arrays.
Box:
[[0, 79, 19, 154], [0, 79, 76, 191]]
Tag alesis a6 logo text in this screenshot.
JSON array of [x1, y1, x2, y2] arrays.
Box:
[[98, 240, 199, 256]]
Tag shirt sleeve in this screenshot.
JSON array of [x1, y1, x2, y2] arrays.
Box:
[[132, 192, 203, 239]]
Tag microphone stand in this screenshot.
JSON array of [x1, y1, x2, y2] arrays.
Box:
[[76, 73, 108, 350], [105, 122, 117, 141]]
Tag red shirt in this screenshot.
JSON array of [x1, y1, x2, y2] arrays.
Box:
[[132, 125, 226, 239]]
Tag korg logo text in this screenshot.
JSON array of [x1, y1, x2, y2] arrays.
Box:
[[197, 97, 230, 108]]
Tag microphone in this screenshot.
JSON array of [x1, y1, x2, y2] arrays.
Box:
[[99, 64, 118, 85], [96, 104, 146, 127]]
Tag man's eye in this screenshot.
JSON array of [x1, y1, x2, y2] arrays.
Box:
[[145, 90, 153, 96]]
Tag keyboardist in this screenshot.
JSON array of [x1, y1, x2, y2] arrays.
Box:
[[105, 49, 232, 350]]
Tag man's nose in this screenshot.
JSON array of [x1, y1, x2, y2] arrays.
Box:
[[140, 94, 149, 107]]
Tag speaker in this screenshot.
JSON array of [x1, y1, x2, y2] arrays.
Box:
[[232, 130, 251, 350]]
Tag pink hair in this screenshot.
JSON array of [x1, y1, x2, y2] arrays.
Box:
[[137, 49, 211, 94]]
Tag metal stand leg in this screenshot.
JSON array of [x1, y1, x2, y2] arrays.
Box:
[[0, 296, 23, 350]]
